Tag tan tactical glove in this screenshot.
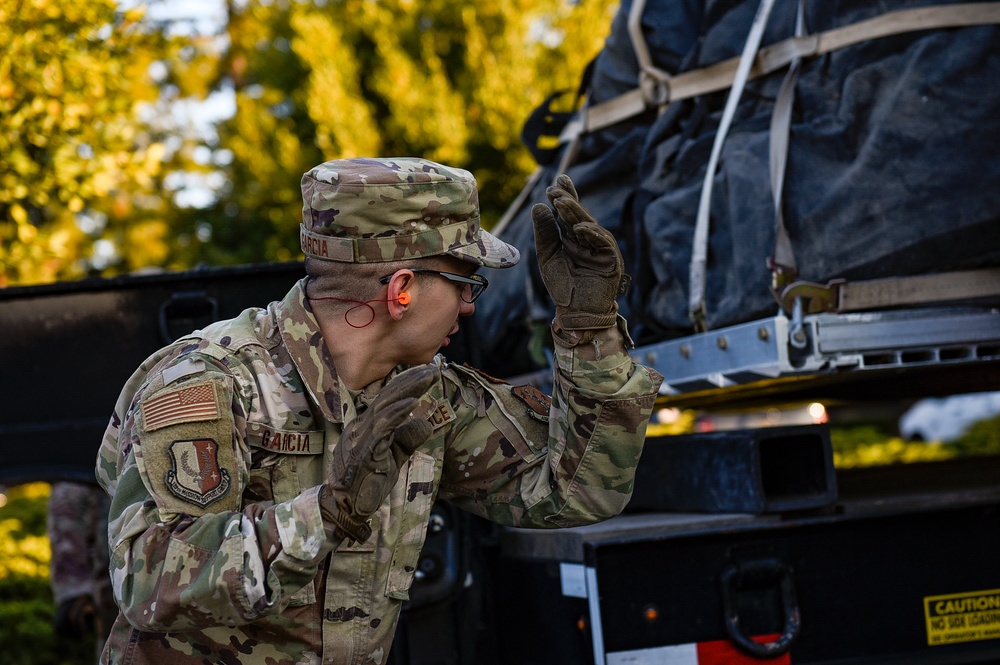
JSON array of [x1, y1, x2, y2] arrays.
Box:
[[531, 174, 628, 331], [320, 365, 437, 544]]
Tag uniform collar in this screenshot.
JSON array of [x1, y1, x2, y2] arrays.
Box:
[[275, 279, 347, 423], [275, 279, 408, 424]]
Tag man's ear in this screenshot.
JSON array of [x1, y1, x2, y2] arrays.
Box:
[[385, 270, 415, 320]]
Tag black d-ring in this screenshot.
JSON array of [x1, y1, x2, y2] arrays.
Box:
[[720, 559, 801, 658]]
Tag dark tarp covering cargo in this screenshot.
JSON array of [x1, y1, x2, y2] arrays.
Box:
[[471, 0, 1000, 378]]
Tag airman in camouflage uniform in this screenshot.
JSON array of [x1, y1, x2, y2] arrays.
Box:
[[96, 157, 663, 664], [48, 481, 117, 661]]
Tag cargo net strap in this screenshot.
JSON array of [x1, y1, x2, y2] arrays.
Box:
[[501, 2, 1000, 325], [679, 1, 1000, 330], [689, 0, 782, 331], [774, 268, 1000, 316], [578, 2, 1000, 140]]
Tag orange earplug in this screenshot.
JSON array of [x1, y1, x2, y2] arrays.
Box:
[[397, 292, 410, 305]]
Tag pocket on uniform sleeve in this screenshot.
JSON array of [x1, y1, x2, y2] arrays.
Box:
[[384, 451, 437, 600]]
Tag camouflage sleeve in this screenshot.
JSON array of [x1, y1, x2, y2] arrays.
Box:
[[102, 358, 333, 632], [438, 316, 663, 527]]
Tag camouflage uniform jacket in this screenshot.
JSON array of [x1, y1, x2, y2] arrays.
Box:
[[95, 279, 662, 665]]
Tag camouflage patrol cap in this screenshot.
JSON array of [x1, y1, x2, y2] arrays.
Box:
[[300, 157, 520, 268]]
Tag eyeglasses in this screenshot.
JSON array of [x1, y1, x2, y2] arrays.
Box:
[[379, 269, 489, 303]]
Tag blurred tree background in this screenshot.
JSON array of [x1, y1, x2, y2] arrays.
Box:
[[1, 0, 618, 286], [1, 0, 173, 284]]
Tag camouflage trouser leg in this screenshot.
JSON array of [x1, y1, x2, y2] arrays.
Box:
[[47, 481, 115, 659]]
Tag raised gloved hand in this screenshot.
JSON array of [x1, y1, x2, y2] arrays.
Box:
[[531, 174, 628, 331], [320, 364, 437, 544]]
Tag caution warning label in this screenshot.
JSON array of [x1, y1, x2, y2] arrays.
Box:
[[925, 588, 1000, 646]]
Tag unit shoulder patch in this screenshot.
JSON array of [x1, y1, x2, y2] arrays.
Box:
[[512, 384, 552, 417], [165, 438, 232, 507]]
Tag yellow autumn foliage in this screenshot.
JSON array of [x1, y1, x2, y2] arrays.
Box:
[[0, 483, 51, 582], [3, 0, 619, 277], [0, 0, 173, 285]]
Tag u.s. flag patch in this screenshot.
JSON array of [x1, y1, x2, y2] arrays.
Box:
[[143, 381, 220, 431]]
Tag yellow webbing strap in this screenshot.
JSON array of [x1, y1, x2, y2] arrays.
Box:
[[776, 268, 1000, 314]]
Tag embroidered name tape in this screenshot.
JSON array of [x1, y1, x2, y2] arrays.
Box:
[[409, 395, 456, 431], [428, 400, 456, 430], [246, 423, 324, 455]]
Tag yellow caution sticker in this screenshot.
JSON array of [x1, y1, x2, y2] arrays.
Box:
[[925, 588, 1000, 646]]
